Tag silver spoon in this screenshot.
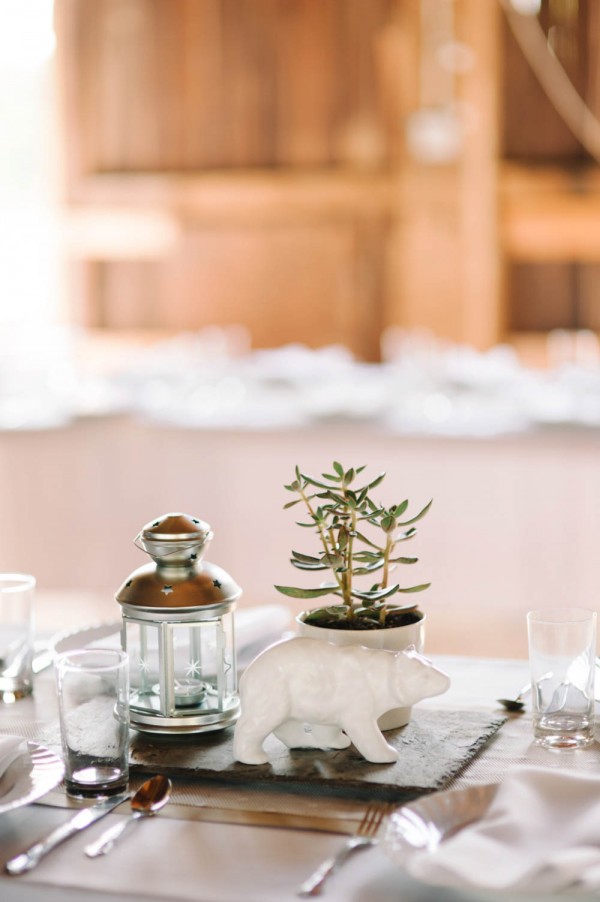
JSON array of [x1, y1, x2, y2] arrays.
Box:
[[497, 682, 531, 712], [84, 775, 172, 858]]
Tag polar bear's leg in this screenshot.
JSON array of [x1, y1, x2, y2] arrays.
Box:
[[341, 718, 399, 763], [273, 719, 311, 748], [233, 715, 273, 765]]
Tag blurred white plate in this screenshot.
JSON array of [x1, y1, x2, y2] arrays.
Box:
[[51, 621, 120, 658], [0, 741, 64, 814], [49, 606, 292, 670]]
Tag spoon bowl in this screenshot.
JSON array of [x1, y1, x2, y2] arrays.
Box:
[[132, 774, 171, 813], [497, 682, 530, 713], [84, 774, 172, 858]]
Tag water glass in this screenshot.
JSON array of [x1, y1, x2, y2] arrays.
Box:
[[527, 608, 596, 750], [56, 648, 129, 798], [0, 574, 35, 702]]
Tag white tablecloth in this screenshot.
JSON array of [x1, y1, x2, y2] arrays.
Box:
[[1, 654, 598, 902]]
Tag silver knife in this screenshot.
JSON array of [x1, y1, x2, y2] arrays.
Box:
[[5, 792, 131, 875]]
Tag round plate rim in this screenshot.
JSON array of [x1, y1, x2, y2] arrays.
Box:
[[0, 740, 65, 815]]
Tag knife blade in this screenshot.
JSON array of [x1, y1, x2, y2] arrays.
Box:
[[5, 792, 131, 875]]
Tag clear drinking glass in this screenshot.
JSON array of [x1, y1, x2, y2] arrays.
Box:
[[56, 648, 129, 798], [527, 608, 596, 749], [0, 573, 35, 702]]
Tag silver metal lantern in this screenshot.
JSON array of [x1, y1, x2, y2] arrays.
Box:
[[115, 513, 241, 734]]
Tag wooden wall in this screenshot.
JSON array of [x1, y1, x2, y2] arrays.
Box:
[[54, 0, 600, 362]]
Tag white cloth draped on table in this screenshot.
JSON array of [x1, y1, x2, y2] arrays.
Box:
[[407, 766, 600, 893]]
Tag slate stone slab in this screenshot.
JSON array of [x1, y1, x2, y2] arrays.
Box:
[[129, 709, 506, 802]]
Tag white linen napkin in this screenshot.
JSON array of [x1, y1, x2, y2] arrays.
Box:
[[407, 766, 600, 893], [0, 734, 25, 780]]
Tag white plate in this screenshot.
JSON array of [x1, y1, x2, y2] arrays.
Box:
[[49, 609, 292, 670], [0, 741, 64, 815], [50, 621, 120, 657]]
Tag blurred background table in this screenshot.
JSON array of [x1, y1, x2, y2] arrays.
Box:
[[4, 417, 600, 660]]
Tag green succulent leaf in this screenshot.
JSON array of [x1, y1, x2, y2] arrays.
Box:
[[354, 531, 380, 550], [397, 583, 431, 593], [322, 472, 342, 482], [303, 605, 350, 623], [274, 585, 336, 599], [350, 584, 400, 601], [302, 609, 332, 623], [352, 562, 385, 575], [322, 490, 346, 505], [390, 556, 418, 564], [332, 461, 344, 477], [291, 551, 321, 563], [301, 475, 334, 491], [367, 473, 386, 490], [393, 500, 409, 517], [351, 551, 384, 562], [398, 499, 432, 526], [283, 499, 302, 509], [290, 560, 329, 571]]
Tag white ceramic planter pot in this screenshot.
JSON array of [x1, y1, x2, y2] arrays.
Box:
[[296, 610, 426, 730]]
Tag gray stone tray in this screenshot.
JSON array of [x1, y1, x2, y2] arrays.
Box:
[[129, 709, 505, 802]]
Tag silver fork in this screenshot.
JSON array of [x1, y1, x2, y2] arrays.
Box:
[[297, 802, 394, 897]]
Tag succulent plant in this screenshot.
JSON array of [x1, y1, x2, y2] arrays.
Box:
[[274, 462, 431, 629]]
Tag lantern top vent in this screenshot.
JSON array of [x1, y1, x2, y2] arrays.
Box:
[[116, 512, 241, 610], [139, 512, 212, 558]]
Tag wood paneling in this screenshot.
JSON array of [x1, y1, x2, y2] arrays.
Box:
[[84, 220, 385, 356], [57, 0, 395, 175], [54, 0, 600, 359], [55, 0, 397, 357]]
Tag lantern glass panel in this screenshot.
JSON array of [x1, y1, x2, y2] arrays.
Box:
[[122, 611, 238, 727], [124, 619, 161, 714], [171, 614, 236, 712]]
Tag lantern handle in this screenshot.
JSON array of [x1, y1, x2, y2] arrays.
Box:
[[133, 533, 211, 560]]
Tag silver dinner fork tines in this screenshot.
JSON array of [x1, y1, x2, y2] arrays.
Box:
[[297, 802, 394, 897]]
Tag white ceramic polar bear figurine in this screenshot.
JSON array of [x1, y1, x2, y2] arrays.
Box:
[[233, 637, 450, 765]]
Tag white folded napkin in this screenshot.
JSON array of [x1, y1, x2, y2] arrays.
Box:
[[0, 734, 25, 780], [407, 766, 600, 893], [235, 605, 293, 666]]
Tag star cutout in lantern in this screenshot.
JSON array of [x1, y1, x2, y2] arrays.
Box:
[[186, 659, 202, 678]]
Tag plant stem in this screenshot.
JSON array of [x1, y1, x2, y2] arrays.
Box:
[[378, 532, 394, 625], [381, 533, 393, 589], [299, 484, 345, 596], [343, 494, 357, 617]]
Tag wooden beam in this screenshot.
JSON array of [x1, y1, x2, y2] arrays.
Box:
[[501, 163, 600, 261]]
